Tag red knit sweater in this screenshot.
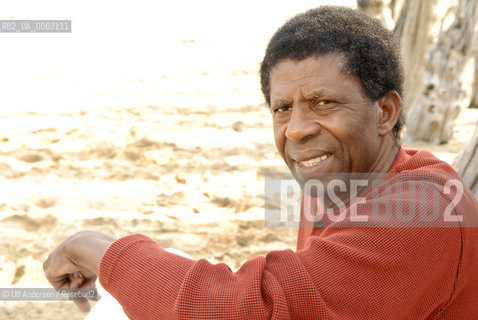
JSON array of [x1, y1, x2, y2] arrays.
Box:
[[99, 148, 478, 319]]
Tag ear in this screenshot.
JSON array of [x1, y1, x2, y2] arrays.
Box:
[[375, 91, 401, 136]]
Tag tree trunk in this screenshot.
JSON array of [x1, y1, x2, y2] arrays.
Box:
[[389, 0, 405, 22], [468, 31, 478, 108], [394, 0, 438, 111], [403, 0, 478, 144], [357, 0, 395, 29], [454, 120, 478, 197]]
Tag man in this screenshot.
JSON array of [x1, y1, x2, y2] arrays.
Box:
[[44, 6, 478, 319]]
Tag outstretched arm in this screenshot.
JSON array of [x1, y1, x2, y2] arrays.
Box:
[[43, 230, 116, 312], [44, 182, 463, 319]]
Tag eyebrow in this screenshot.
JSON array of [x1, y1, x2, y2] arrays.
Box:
[[303, 89, 335, 101], [271, 89, 336, 108], [270, 98, 291, 109]]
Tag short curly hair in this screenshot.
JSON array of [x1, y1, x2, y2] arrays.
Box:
[[260, 6, 404, 140]]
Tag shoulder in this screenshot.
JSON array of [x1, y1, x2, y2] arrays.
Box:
[[379, 147, 478, 228], [390, 147, 457, 175]]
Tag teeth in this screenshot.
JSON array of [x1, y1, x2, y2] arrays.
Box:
[[300, 154, 330, 167]]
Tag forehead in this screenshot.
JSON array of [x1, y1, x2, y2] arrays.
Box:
[[269, 54, 365, 102]]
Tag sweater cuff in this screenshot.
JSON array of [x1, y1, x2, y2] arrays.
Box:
[[98, 234, 158, 289]]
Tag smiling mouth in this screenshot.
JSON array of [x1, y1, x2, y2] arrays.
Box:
[[297, 153, 332, 167]]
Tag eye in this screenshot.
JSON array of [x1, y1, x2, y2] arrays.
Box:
[[317, 100, 333, 105], [311, 99, 336, 111], [274, 106, 291, 114]]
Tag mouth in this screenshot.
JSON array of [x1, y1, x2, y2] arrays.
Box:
[[295, 153, 332, 168]]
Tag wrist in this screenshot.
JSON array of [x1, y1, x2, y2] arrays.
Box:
[[64, 231, 116, 275]]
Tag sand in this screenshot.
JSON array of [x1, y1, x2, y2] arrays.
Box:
[[0, 92, 476, 320], [0, 99, 302, 318]]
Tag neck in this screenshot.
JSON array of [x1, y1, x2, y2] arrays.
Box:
[[375, 135, 401, 173]]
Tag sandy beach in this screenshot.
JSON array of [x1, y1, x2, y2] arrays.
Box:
[[0, 80, 475, 320], [1, 1, 477, 319]]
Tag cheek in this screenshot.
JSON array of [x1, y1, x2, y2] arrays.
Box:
[[332, 123, 375, 163], [320, 121, 358, 156], [273, 123, 287, 156]]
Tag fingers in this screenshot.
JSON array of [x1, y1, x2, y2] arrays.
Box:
[[43, 250, 77, 288], [73, 298, 92, 313], [69, 272, 85, 288], [43, 232, 112, 314], [74, 299, 92, 313], [69, 272, 99, 313]]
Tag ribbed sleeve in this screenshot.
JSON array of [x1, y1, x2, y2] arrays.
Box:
[[99, 234, 196, 319]]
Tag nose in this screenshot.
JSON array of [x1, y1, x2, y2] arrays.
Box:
[[285, 105, 320, 142]]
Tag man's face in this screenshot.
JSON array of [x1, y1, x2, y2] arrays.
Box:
[[270, 54, 384, 188]]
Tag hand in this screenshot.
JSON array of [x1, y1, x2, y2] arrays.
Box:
[[43, 230, 116, 313]]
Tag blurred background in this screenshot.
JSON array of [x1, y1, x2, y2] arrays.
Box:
[[0, 0, 476, 319]]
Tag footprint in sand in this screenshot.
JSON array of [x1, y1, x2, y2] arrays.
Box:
[[34, 198, 58, 209], [17, 153, 45, 163], [11, 265, 25, 285], [2, 214, 58, 232]]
